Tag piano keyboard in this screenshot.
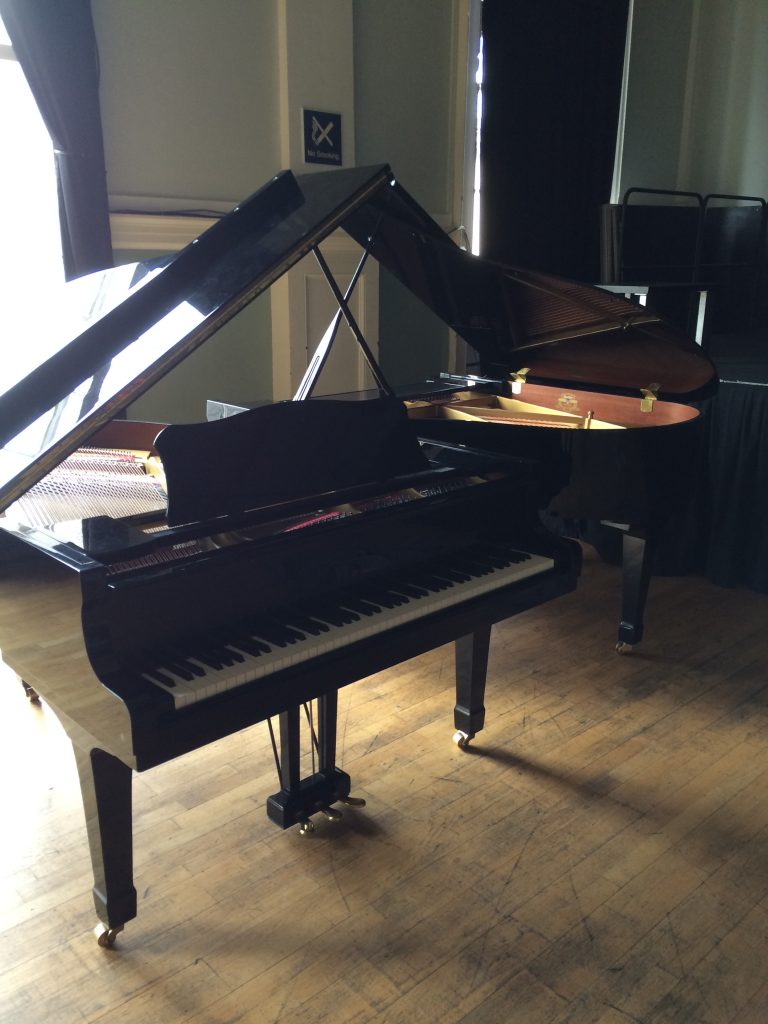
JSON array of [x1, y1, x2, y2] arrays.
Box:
[[133, 543, 554, 708]]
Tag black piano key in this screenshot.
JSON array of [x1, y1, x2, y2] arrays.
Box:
[[409, 572, 454, 593], [187, 646, 229, 670], [169, 655, 207, 678], [227, 631, 272, 657], [202, 631, 248, 663], [241, 616, 304, 646], [283, 613, 331, 634], [383, 578, 429, 599], [259, 614, 307, 638], [378, 587, 411, 606], [157, 659, 196, 682], [154, 646, 205, 680], [450, 556, 494, 577], [476, 543, 530, 567], [305, 602, 359, 628], [338, 594, 380, 616], [134, 661, 177, 688], [432, 566, 472, 583]]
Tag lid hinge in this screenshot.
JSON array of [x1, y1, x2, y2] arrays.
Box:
[[640, 383, 660, 413], [509, 367, 530, 395]]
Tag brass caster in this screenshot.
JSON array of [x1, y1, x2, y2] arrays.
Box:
[[298, 819, 315, 835], [340, 795, 366, 807], [95, 923, 123, 948], [22, 681, 40, 704], [615, 641, 633, 655], [321, 807, 343, 821], [453, 730, 470, 749]]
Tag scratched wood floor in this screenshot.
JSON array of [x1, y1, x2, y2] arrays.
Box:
[[2, 544, 768, 1024]]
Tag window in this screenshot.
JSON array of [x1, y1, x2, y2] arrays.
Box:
[[0, 16, 64, 367]]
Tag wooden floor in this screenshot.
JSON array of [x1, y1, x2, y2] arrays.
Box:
[[2, 545, 768, 1023]]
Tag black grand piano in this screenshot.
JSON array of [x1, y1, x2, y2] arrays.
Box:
[[0, 165, 584, 947]]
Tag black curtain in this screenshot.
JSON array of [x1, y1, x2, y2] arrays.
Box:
[[480, 0, 629, 282], [0, 0, 112, 279]]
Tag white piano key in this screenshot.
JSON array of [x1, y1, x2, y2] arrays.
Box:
[[144, 550, 554, 709]]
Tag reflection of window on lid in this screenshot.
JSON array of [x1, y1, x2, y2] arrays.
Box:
[[0, 14, 64, 387]]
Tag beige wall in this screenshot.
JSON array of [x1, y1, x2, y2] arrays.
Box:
[[619, 0, 768, 200], [91, 0, 463, 420], [92, 0, 281, 209], [682, 0, 768, 198]]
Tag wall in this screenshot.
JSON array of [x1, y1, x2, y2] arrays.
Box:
[[619, 0, 768, 201], [617, 0, 695, 197], [681, 0, 768, 198], [91, 0, 281, 208], [354, 0, 464, 384], [353, 0, 456, 222], [91, 0, 462, 419]]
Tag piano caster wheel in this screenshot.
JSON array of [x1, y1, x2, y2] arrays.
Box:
[[615, 641, 633, 655], [95, 923, 124, 948], [339, 795, 366, 808], [453, 730, 470, 750], [298, 819, 315, 835], [321, 806, 343, 822], [21, 681, 40, 704]]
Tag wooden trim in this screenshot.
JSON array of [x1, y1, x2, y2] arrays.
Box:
[[109, 213, 218, 253]]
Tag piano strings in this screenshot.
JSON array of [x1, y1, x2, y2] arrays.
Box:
[[9, 446, 167, 527]]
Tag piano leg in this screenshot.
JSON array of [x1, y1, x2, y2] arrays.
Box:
[[73, 745, 136, 947], [266, 695, 353, 831], [453, 626, 491, 748], [617, 529, 655, 652]]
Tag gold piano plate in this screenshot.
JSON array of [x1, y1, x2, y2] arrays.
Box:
[[406, 392, 622, 431]]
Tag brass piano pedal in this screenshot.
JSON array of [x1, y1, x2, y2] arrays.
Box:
[[615, 641, 633, 655], [452, 730, 471, 749], [339, 795, 366, 808], [321, 806, 343, 822], [298, 819, 315, 835], [95, 922, 124, 948]]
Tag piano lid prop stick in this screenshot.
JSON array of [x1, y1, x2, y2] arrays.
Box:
[[310, 244, 394, 398]]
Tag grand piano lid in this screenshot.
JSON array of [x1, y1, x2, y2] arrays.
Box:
[[0, 164, 394, 515], [0, 161, 715, 516], [339, 182, 717, 399]]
